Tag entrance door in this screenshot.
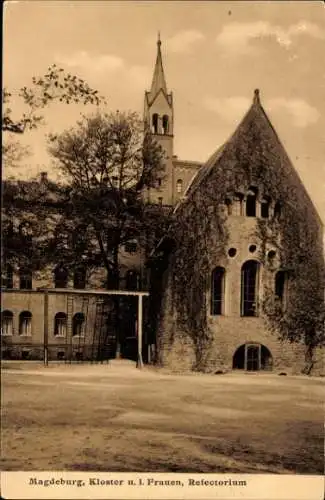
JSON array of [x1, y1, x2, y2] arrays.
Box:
[[246, 345, 260, 371]]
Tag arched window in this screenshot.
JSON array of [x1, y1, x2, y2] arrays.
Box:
[[246, 187, 258, 217], [19, 268, 32, 290], [211, 267, 225, 315], [73, 267, 86, 289], [1, 310, 13, 336], [233, 193, 244, 216], [125, 270, 139, 291], [261, 197, 271, 219], [19, 311, 32, 336], [3, 264, 13, 289], [225, 198, 232, 216], [275, 271, 288, 308], [162, 115, 169, 134], [152, 113, 158, 134], [72, 313, 85, 337], [176, 179, 183, 194], [274, 202, 281, 219], [241, 260, 260, 316], [54, 265, 68, 288], [54, 312, 67, 337]]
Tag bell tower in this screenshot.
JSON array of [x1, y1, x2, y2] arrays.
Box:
[[144, 33, 174, 205]]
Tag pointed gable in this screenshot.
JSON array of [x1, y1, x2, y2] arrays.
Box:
[[178, 89, 322, 226]]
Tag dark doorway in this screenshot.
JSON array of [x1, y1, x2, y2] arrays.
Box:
[[233, 343, 273, 371]]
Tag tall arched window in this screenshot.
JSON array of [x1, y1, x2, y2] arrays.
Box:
[[72, 313, 85, 337], [125, 270, 139, 291], [1, 310, 13, 336], [241, 260, 260, 316], [3, 264, 13, 289], [246, 187, 258, 217], [19, 268, 32, 290], [233, 193, 244, 216], [54, 265, 68, 288], [274, 202, 281, 219], [261, 197, 271, 219], [162, 115, 169, 134], [152, 113, 158, 134], [19, 311, 32, 336], [176, 179, 183, 194], [275, 271, 288, 308], [211, 267, 225, 315], [73, 267, 86, 289], [54, 312, 67, 337]]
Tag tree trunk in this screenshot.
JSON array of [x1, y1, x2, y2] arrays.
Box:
[[303, 343, 314, 375]]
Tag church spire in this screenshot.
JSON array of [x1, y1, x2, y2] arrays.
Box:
[[150, 32, 168, 98]]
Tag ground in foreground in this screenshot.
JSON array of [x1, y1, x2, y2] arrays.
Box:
[[1, 361, 323, 473]]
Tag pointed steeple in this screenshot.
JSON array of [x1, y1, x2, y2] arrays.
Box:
[[150, 32, 168, 99]]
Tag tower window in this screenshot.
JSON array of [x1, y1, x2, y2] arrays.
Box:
[[54, 312, 67, 337], [152, 113, 158, 134], [176, 179, 183, 194], [246, 187, 258, 217], [158, 197, 163, 206], [19, 311, 32, 336], [73, 267, 87, 289], [241, 260, 259, 317], [211, 267, 225, 315], [261, 197, 271, 219], [19, 268, 32, 290], [162, 115, 169, 134], [125, 241, 137, 253], [72, 313, 85, 337], [1, 310, 13, 336]]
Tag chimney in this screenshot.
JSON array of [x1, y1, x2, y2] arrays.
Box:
[[40, 171, 48, 183]]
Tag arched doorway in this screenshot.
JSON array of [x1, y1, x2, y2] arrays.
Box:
[[232, 343, 273, 371]]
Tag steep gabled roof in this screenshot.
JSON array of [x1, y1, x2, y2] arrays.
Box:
[[174, 89, 323, 226]]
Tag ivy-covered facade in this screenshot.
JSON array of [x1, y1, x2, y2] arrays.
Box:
[[149, 89, 325, 375]]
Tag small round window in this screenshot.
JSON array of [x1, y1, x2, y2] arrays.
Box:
[[228, 248, 237, 258], [249, 244, 257, 253], [268, 250, 276, 260]]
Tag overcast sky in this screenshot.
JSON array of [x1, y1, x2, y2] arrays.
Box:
[[3, 1, 325, 221]]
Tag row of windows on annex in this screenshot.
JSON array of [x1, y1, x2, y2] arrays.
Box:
[[2, 265, 142, 291], [151, 113, 170, 135], [211, 262, 288, 317], [224, 188, 281, 219], [1, 310, 86, 337], [155, 178, 184, 194]]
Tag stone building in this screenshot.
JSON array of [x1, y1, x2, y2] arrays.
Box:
[[149, 87, 324, 375], [2, 37, 324, 372]]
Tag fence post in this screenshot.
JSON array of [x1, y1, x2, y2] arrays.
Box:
[[43, 290, 49, 366], [136, 294, 143, 369]]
